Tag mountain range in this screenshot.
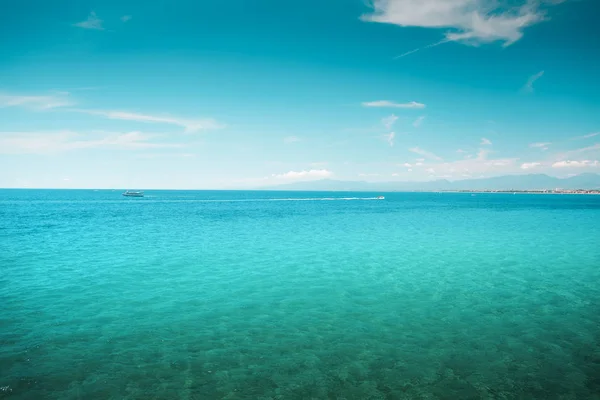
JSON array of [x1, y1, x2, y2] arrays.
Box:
[[260, 173, 600, 191]]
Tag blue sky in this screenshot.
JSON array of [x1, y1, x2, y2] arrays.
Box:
[[1, 0, 599, 189]]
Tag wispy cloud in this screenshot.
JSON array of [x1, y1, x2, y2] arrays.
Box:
[[521, 162, 542, 169], [530, 142, 551, 150], [409, 146, 442, 161], [271, 169, 333, 180], [283, 136, 301, 143], [121, 15, 132, 22], [383, 132, 395, 147], [577, 132, 600, 140], [413, 116, 425, 128], [0, 131, 183, 154], [480, 138, 492, 146], [363, 100, 426, 109], [523, 71, 545, 93], [421, 149, 519, 178], [75, 109, 222, 133], [361, 0, 559, 57], [395, 39, 449, 59], [558, 143, 600, 159], [381, 114, 398, 129], [74, 11, 104, 30], [0, 93, 72, 110], [552, 160, 599, 168]]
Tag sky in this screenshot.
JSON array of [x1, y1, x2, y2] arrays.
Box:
[[1, 0, 599, 189]]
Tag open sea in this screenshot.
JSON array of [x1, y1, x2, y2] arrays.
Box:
[[1, 189, 600, 400]]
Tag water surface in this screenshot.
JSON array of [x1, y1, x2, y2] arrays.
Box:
[[1, 190, 600, 399]]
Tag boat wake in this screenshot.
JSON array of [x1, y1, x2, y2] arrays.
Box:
[[149, 197, 383, 203], [267, 197, 381, 202]]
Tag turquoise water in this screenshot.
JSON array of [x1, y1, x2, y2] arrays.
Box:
[[1, 190, 600, 399]]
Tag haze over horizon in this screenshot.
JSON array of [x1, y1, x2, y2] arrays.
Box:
[[1, 0, 599, 189]]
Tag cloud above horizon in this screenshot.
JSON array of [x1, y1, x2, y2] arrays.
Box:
[[271, 169, 333, 180], [74, 109, 222, 133], [74, 12, 104, 30], [581, 132, 600, 139], [361, 0, 564, 59], [362, 0, 557, 46], [383, 132, 396, 147], [283, 136, 301, 143], [363, 100, 426, 109], [552, 160, 599, 168], [382, 114, 398, 129], [0, 93, 72, 110], [409, 146, 442, 161], [521, 162, 542, 169], [530, 142, 551, 150], [0, 131, 184, 154], [413, 116, 425, 128], [523, 71, 545, 93]]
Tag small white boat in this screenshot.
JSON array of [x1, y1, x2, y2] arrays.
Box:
[[122, 191, 144, 197], [377, 196, 385, 200]]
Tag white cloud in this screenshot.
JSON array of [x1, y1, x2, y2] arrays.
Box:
[[409, 146, 442, 161], [456, 149, 467, 153], [362, 100, 426, 109], [523, 70, 545, 93], [403, 162, 412, 167], [0, 131, 183, 154], [411, 146, 522, 179], [284, 136, 301, 143], [75, 109, 222, 133], [382, 114, 398, 129], [440, 155, 518, 175], [581, 132, 600, 139], [74, 12, 104, 30], [383, 132, 395, 147], [121, 15, 132, 22], [480, 137, 492, 145], [530, 142, 551, 150], [552, 160, 599, 168], [521, 162, 542, 169], [361, 0, 557, 51], [413, 116, 425, 127], [271, 169, 333, 180], [0, 93, 72, 110]]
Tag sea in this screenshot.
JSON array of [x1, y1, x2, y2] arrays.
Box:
[[1, 189, 600, 399]]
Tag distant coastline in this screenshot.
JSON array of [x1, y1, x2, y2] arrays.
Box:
[[442, 189, 600, 195]]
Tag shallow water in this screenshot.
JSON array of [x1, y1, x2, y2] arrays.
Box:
[[1, 190, 600, 399]]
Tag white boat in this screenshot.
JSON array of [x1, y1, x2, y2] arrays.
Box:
[[122, 191, 144, 197], [377, 196, 385, 200]]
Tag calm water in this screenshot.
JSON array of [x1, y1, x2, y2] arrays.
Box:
[[1, 189, 600, 399]]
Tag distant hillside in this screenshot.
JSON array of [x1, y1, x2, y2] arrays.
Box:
[[259, 173, 600, 191]]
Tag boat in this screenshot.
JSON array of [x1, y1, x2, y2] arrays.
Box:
[[122, 191, 144, 197], [377, 196, 385, 200]]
